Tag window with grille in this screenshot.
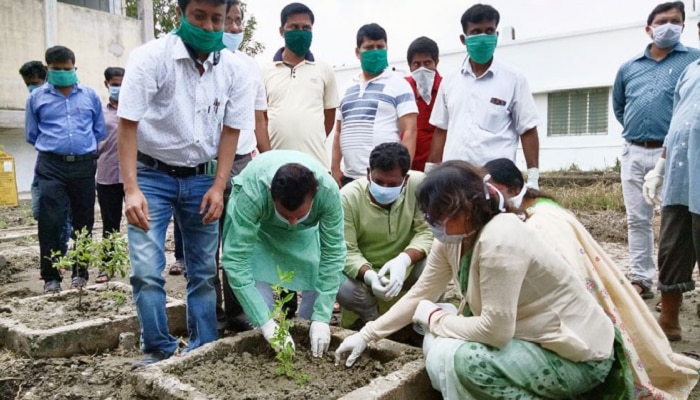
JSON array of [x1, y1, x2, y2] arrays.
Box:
[[547, 87, 609, 136]]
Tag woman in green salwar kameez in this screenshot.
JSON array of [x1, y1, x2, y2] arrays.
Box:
[[335, 161, 623, 399]]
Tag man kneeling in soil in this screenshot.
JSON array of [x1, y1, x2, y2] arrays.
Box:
[[221, 150, 345, 358], [337, 143, 432, 328]]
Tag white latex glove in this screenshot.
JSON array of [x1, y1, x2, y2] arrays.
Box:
[[310, 321, 330, 358], [334, 332, 368, 367], [363, 269, 391, 302], [643, 157, 665, 206], [526, 167, 540, 191], [377, 252, 411, 299], [424, 162, 437, 174], [412, 300, 441, 332], [260, 319, 295, 352]]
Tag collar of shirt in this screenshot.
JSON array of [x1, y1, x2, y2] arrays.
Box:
[[636, 42, 689, 61], [44, 83, 84, 97], [353, 68, 393, 84], [460, 55, 498, 79], [172, 35, 219, 69], [273, 47, 315, 63]]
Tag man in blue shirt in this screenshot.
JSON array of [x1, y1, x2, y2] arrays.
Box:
[[612, 1, 700, 299], [643, 59, 700, 342], [25, 46, 106, 293]]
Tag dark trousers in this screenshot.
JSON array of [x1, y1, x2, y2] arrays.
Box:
[[96, 183, 124, 237], [657, 205, 700, 292], [174, 217, 184, 261], [36, 154, 96, 281]]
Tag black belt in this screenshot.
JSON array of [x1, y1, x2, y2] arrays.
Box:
[[137, 152, 207, 177], [629, 140, 664, 149], [40, 152, 97, 162]]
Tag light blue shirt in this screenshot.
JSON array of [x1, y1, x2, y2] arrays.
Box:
[[662, 60, 700, 212], [25, 83, 106, 155], [613, 43, 700, 142]]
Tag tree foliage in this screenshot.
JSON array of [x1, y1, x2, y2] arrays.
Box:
[[125, 0, 265, 57]]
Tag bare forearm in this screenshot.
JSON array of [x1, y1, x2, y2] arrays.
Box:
[[404, 248, 426, 264], [427, 128, 446, 163], [254, 110, 270, 153], [215, 127, 240, 190], [324, 109, 336, 137], [331, 123, 342, 171], [520, 128, 539, 169], [118, 118, 139, 192]]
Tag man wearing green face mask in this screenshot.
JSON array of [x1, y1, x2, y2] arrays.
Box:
[[262, 2, 339, 169], [118, 0, 255, 369], [25, 46, 106, 295], [332, 23, 418, 188], [426, 4, 541, 192]]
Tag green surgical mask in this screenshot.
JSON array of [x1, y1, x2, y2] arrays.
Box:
[[284, 29, 312, 57], [174, 12, 225, 54], [47, 69, 78, 87], [465, 34, 498, 64], [360, 49, 388, 75]]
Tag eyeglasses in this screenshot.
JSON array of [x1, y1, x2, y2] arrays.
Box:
[[423, 213, 448, 228]]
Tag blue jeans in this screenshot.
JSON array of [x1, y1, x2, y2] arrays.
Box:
[[128, 165, 219, 355]]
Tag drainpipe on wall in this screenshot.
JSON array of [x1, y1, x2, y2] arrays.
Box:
[[44, 0, 57, 48], [139, 0, 155, 43]]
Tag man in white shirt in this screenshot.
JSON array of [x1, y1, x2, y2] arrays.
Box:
[[331, 23, 418, 187], [118, 0, 254, 369], [426, 4, 541, 189]]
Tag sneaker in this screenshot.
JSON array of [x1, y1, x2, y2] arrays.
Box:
[[71, 277, 87, 289], [168, 259, 185, 276], [43, 280, 61, 294]]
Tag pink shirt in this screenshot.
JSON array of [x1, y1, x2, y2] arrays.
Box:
[[96, 103, 121, 184]]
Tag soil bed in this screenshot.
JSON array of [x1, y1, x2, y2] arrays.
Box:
[[171, 324, 425, 400], [0, 201, 35, 230], [1, 284, 135, 330]]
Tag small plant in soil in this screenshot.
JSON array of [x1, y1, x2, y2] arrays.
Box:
[[49, 228, 130, 311], [269, 268, 311, 385]]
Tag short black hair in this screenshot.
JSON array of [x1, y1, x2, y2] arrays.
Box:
[[104, 67, 125, 81], [19, 61, 47, 80], [280, 2, 314, 26], [45, 46, 75, 65], [356, 23, 387, 48], [406, 36, 439, 64], [460, 4, 500, 32], [177, 0, 230, 14], [369, 142, 411, 175], [647, 1, 685, 26], [483, 158, 523, 192], [270, 163, 319, 210]]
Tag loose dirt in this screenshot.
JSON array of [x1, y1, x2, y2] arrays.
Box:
[[174, 327, 423, 400]]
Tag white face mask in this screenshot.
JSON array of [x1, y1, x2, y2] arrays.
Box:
[[507, 185, 528, 209], [652, 23, 682, 49], [411, 67, 436, 104], [274, 204, 311, 226], [428, 222, 476, 244], [482, 175, 506, 212]]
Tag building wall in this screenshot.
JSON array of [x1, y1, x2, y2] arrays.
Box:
[[0, 0, 143, 193]]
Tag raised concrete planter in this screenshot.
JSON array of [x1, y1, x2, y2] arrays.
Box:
[[131, 324, 440, 400], [0, 282, 186, 358]]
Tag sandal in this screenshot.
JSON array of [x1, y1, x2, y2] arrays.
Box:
[[95, 271, 111, 283], [71, 276, 87, 289], [169, 260, 185, 276], [630, 282, 654, 299]]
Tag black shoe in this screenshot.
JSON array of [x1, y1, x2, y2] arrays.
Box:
[[225, 314, 254, 332], [44, 280, 61, 294], [130, 351, 171, 370]]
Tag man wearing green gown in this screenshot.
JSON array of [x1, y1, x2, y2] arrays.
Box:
[[221, 150, 345, 357]]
